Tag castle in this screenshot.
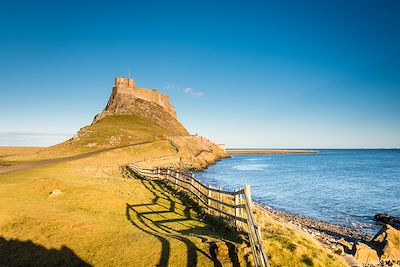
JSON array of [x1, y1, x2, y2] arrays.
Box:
[[110, 76, 176, 118]]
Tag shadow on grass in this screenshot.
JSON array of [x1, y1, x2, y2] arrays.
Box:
[[0, 237, 91, 267], [123, 166, 242, 267]]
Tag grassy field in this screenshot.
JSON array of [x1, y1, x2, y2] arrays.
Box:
[[0, 147, 44, 166], [0, 147, 248, 266], [0, 146, 349, 266]]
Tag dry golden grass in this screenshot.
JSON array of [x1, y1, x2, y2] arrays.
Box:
[[0, 147, 248, 266], [44, 115, 178, 156], [253, 207, 348, 267], [0, 147, 44, 166], [0, 115, 176, 164], [0, 147, 44, 156]]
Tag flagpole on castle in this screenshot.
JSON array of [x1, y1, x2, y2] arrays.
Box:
[[128, 66, 131, 80]]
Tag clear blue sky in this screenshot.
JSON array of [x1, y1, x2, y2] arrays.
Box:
[[0, 0, 399, 148]]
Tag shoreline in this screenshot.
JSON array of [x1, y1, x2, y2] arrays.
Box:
[[254, 202, 381, 266], [256, 203, 372, 243], [255, 203, 400, 266]]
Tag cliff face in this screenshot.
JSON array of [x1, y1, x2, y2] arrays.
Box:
[[93, 77, 188, 136]]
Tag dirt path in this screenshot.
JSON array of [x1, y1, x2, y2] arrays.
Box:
[[0, 142, 153, 175]]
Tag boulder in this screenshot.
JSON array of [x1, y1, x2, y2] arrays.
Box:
[[381, 240, 400, 260], [339, 238, 353, 253], [353, 243, 380, 265], [374, 213, 399, 226], [371, 224, 400, 261], [372, 224, 400, 245]]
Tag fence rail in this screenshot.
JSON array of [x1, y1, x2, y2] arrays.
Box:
[[127, 164, 269, 267]]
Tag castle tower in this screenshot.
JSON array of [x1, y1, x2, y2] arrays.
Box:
[[115, 77, 136, 88]]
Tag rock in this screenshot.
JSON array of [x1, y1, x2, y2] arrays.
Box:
[[371, 224, 400, 261], [381, 240, 400, 260], [372, 224, 400, 261], [353, 243, 380, 265], [373, 224, 400, 244], [374, 214, 399, 226], [92, 77, 188, 136], [334, 246, 344, 255], [339, 238, 353, 253], [49, 189, 62, 197]]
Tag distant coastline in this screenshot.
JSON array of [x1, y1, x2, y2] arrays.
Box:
[[226, 148, 319, 155]]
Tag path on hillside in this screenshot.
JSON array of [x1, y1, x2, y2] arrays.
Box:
[[0, 141, 154, 175]]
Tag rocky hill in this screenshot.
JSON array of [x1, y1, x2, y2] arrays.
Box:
[[93, 77, 188, 136], [29, 76, 226, 169]]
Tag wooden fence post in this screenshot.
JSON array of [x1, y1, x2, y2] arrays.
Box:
[[240, 193, 244, 229], [257, 225, 266, 267], [190, 175, 194, 196], [218, 186, 222, 217], [245, 184, 252, 211], [193, 176, 200, 205], [207, 185, 211, 212], [234, 190, 239, 227]]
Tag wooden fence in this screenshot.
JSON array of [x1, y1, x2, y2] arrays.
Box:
[[128, 164, 269, 267]]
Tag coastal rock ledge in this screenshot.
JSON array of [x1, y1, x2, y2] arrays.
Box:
[[337, 224, 400, 266], [371, 224, 400, 262]]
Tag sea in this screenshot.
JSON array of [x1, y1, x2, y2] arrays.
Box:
[[195, 149, 400, 235]]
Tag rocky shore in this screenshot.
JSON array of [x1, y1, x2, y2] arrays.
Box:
[[257, 204, 400, 266]]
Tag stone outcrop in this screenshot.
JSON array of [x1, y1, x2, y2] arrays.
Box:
[[372, 224, 400, 261], [352, 243, 380, 265], [338, 238, 353, 253], [333, 224, 400, 265], [382, 240, 400, 260], [166, 135, 228, 170], [374, 213, 400, 227], [135, 135, 228, 171], [93, 77, 188, 136]]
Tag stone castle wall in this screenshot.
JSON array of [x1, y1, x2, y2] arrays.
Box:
[[112, 77, 176, 118]]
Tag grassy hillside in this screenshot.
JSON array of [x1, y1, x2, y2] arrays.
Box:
[[48, 114, 179, 154], [254, 207, 348, 267], [2, 115, 184, 164]]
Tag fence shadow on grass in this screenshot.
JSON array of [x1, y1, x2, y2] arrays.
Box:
[[124, 168, 242, 267], [0, 237, 91, 267]]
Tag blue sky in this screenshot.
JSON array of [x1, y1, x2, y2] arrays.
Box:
[[0, 0, 399, 148]]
